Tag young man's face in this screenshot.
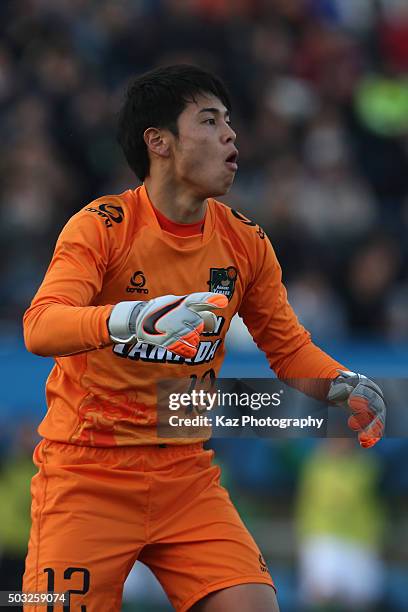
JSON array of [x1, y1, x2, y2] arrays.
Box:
[[168, 93, 238, 198]]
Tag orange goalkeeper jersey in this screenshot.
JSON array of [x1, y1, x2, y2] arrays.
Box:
[[23, 185, 343, 446]]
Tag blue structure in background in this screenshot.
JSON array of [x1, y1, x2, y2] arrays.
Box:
[[1, 334, 408, 420]]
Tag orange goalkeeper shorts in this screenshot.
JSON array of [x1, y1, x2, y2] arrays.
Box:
[[23, 440, 274, 611]]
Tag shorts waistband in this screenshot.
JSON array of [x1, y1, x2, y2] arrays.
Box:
[[39, 439, 205, 464], [133, 442, 204, 455]]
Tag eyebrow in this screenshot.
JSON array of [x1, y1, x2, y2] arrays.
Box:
[[198, 107, 230, 118]]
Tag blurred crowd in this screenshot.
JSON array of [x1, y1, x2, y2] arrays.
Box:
[[1, 0, 408, 340]]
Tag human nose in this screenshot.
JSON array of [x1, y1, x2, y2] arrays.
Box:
[[222, 122, 236, 144]]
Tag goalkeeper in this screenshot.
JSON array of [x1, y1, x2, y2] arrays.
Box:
[[22, 65, 385, 612]]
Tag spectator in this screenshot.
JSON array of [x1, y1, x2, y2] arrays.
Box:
[[296, 439, 386, 611]]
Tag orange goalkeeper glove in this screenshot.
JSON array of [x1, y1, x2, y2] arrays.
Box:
[[327, 370, 386, 448]]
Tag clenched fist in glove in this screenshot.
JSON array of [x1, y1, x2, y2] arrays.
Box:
[[327, 370, 386, 448], [108, 292, 228, 358]]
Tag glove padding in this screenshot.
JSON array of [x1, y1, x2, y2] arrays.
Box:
[[108, 292, 228, 358], [327, 370, 386, 448]]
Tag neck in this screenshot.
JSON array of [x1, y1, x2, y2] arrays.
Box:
[[144, 175, 207, 223]]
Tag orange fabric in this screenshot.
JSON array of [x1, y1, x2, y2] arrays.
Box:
[[23, 185, 344, 446], [152, 204, 205, 236], [23, 440, 274, 612]]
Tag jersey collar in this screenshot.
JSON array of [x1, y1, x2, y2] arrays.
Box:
[[135, 184, 216, 248]]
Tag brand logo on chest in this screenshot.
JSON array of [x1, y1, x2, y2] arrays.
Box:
[[126, 271, 149, 294]]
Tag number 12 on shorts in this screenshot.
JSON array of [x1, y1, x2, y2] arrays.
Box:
[[44, 567, 90, 612]]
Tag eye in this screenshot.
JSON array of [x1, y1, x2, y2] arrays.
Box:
[[203, 118, 216, 125]]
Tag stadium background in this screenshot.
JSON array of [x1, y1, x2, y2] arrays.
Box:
[[1, 0, 408, 610]]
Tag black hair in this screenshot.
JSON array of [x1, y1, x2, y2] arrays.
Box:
[[117, 64, 232, 181]]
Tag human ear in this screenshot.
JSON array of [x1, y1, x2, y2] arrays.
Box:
[[143, 127, 170, 158]]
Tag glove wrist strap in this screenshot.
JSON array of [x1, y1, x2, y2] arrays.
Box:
[[108, 301, 145, 344]]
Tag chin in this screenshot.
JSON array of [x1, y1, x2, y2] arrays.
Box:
[[195, 185, 227, 199], [208, 178, 235, 198], [193, 173, 235, 199], [208, 187, 229, 198]]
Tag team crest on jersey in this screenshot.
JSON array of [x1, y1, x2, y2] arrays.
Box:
[[207, 266, 237, 301]]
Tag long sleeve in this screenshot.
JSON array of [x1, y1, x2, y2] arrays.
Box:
[[239, 235, 345, 397], [23, 210, 117, 357]]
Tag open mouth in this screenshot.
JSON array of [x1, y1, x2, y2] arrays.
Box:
[[225, 151, 239, 171]]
